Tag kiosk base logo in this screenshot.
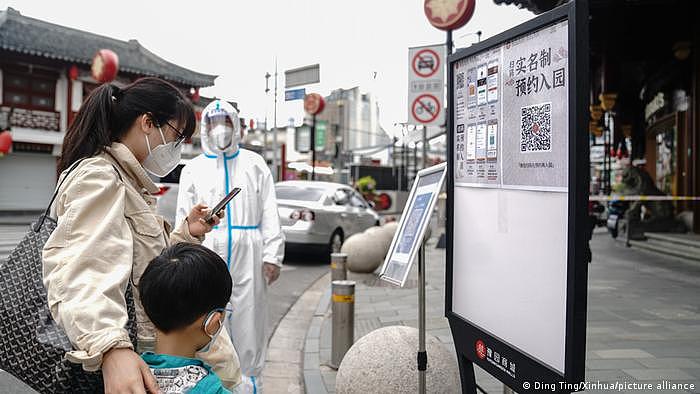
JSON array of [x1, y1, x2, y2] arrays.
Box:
[[476, 339, 487, 360]]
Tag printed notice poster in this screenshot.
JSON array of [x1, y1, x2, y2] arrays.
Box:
[[454, 45, 501, 187], [501, 20, 569, 191], [453, 20, 568, 191], [380, 165, 446, 287]]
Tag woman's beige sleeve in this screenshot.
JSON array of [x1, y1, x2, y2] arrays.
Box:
[[42, 164, 134, 371], [169, 217, 203, 245]]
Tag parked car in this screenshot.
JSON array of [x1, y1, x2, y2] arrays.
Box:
[[276, 181, 381, 256]]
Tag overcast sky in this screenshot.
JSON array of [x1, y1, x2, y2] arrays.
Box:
[[7, 0, 533, 137]]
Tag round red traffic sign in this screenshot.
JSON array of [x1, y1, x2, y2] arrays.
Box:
[[412, 48, 440, 78], [304, 93, 325, 115], [411, 94, 441, 124], [424, 0, 476, 31]]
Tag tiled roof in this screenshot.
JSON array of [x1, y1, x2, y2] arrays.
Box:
[[0, 7, 217, 87]]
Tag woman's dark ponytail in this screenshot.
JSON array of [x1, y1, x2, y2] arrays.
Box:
[[58, 77, 195, 173], [58, 83, 118, 173]]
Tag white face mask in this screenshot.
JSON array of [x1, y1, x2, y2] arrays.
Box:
[[142, 127, 182, 177], [211, 124, 239, 152], [197, 309, 225, 353]]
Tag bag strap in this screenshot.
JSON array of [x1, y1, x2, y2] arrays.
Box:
[[33, 157, 124, 232]]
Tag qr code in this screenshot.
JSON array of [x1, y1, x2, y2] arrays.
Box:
[[456, 72, 465, 89], [520, 102, 552, 152]]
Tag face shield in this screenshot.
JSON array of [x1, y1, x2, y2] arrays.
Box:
[[205, 113, 236, 151]]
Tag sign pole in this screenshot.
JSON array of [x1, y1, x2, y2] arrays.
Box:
[[311, 114, 317, 181], [418, 241, 427, 394], [447, 29, 453, 56]]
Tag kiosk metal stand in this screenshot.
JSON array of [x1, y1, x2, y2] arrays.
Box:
[[418, 242, 427, 394]]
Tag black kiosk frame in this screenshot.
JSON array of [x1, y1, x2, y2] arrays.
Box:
[[446, 1, 589, 393]]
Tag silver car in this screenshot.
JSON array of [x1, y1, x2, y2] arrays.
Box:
[[276, 181, 381, 255]]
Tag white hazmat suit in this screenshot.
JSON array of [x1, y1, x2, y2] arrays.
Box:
[[176, 100, 285, 392]]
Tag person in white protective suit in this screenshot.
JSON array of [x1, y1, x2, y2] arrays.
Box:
[[176, 100, 285, 392]]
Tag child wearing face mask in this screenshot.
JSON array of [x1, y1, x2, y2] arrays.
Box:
[[139, 243, 246, 394]]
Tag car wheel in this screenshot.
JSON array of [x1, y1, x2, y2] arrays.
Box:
[[328, 229, 344, 256]]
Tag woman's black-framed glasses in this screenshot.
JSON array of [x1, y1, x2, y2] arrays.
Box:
[[161, 121, 187, 147]]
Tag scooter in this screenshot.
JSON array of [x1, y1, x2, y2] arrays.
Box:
[[606, 200, 629, 238]]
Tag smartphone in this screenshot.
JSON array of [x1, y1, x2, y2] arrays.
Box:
[[205, 187, 241, 224]]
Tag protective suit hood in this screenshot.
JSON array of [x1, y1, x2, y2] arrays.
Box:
[[200, 100, 241, 156]]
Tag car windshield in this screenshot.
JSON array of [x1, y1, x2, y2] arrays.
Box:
[[276, 186, 325, 201]]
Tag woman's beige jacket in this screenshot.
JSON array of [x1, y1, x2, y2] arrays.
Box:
[[42, 142, 241, 388]]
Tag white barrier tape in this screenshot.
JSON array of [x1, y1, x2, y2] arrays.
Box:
[[589, 195, 700, 202]]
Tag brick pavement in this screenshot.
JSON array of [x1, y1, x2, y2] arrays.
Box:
[[296, 230, 700, 393]]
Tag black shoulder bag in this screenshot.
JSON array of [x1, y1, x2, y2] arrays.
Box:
[[0, 159, 137, 393]]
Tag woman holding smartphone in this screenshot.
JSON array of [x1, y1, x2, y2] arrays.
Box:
[[42, 77, 240, 393]]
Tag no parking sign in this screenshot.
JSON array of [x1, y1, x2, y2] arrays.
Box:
[[408, 44, 445, 126]]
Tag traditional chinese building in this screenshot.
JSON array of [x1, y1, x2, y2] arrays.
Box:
[[0, 7, 216, 212]]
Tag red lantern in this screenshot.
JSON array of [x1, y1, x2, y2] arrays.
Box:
[[91, 49, 119, 83], [191, 87, 200, 103], [304, 93, 325, 115], [68, 65, 79, 81], [0, 131, 13, 157], [249, 119, 255, 130]]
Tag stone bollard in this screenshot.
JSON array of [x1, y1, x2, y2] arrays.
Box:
[[330, 253, 348, 281], [331, 280, 355, 369], [336, 326, 460, 393]]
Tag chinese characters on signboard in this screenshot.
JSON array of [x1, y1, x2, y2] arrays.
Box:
[[453, 20, 569, 192]]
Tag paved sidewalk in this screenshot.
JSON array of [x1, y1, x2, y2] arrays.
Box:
[[296, 230, 700, 393], [262, 272, 330, 393]]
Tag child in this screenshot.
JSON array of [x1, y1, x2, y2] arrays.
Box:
[[139, 243, 235, 393]]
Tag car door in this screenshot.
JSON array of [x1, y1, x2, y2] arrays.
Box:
[[349, 191, 376, 231], [332, 188, 355, 235]]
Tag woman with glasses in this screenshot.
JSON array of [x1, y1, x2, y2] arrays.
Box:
[[43, 77, 242, 393]]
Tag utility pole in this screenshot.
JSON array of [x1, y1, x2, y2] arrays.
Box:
[[273, 59, 279, 181]]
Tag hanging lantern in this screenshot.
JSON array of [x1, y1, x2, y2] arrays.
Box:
[[0, 131, 13, 157], [91, 49, 119, 83], [599, 93, 617, 111], [69, 65, 79, 81], [190, 87, 200, 103], [589, 104, 603, 121]]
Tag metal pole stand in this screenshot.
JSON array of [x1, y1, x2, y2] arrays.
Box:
[[330, 253, 348, 282], [418, 242, 427, 394], [330, 280, 355, 369]]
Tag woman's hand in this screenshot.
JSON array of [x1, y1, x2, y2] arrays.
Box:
[[187, 203, 223, 237], [102, 347, 160, 394]]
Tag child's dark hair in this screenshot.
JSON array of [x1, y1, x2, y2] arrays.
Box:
[[58, 77, 196, 173], [139, 243, 232, 333]]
